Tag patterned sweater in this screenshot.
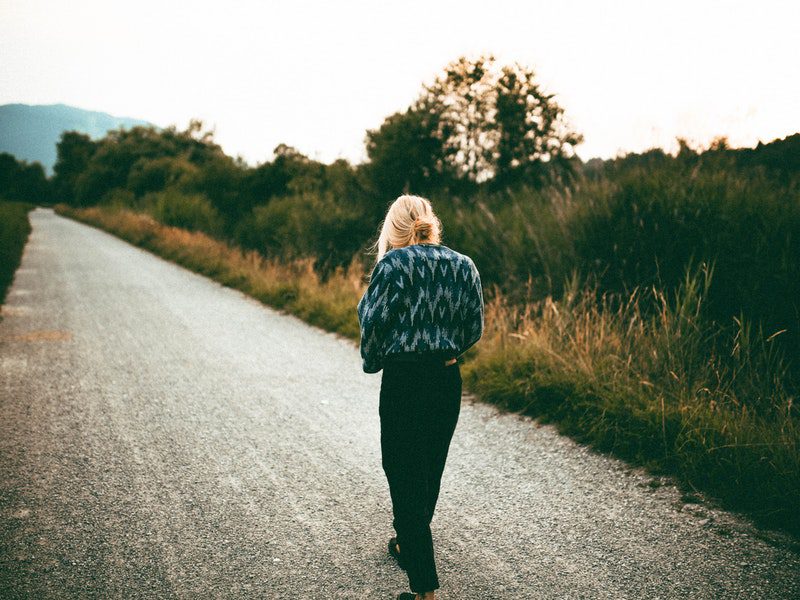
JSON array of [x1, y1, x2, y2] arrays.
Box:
[[356, 242, 484, 374]]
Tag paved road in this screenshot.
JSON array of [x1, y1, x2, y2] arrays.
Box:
[[1, 208, 798, 599]]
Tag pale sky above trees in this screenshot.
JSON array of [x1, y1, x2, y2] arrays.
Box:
[[1, 0, 797, 166]]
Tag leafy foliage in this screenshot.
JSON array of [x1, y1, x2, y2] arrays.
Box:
[[0, 153, 50, 203], [363, 55, 583, 197], [0, 200, 35, 306], [143, 189, 224, 236]]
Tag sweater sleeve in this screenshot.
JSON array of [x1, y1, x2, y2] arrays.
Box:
[[357, 259, 401, 374], [458, 258, 485, 357]]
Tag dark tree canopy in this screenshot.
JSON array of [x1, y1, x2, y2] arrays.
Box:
[[0, 152, 49, 203], [363, 107, 445, 197], [363, 54, 584, 198], [52, 131, 97, 204]]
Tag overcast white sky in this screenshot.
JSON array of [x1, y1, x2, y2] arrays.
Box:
[[1, 0, 798, 166]]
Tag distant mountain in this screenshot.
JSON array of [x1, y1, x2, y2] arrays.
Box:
[[0, 103, 152, 175]]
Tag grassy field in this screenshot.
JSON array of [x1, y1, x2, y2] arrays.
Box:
[[54, 203, 800, 541], [0, 201, 35, 310]]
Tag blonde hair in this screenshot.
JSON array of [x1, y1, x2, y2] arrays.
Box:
[[369, 194, 443, 265]]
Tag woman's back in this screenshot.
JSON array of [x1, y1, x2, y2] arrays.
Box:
[[357, 241, 484, 374]]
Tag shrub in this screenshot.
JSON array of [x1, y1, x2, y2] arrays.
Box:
[[234, 192, 371, 277], [0, 201, 35, 307], [143, 188, 223, 236]]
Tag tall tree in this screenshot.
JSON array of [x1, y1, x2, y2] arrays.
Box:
[[416, 55, 499, 184], [493, 60, 584, 187], [52, 132, 96, 205], [363, 106, 446, 199], [418, 54, 583, 188], [363, 55, 583, 197], [0, 153, 49, 203]]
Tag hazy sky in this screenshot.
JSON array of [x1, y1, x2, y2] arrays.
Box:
[[1, 0, 798, 166]]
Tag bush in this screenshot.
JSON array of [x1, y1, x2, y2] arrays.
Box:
[[234, 192, 372, 277], [142, 188, 224, 237], [101, 187, 136, 208], [0, 201, 35, 307]]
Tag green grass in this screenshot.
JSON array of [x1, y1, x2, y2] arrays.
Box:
[[0, 201, 35, 310]]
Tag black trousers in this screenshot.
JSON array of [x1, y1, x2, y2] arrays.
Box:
[[379, 355, 462, 593]]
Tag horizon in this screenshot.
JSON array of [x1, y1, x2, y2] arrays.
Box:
[[5, 100, 797, 168], [1, 0, 798, 167]]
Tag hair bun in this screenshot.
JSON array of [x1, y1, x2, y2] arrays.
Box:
[[414, 218, 432, 237]]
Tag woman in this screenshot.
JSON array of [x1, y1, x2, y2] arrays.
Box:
[[357, 194, 485, 600]]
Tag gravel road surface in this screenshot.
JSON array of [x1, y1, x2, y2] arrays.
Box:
[[1, 208, 799, 599]]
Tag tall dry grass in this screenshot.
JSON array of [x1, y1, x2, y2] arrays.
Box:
[[464, 260, 798, 534]]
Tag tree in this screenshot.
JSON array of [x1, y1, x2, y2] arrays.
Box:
[[52, 132, 96, 205], [362, 106, 446, 199], [0, 153, 49, 203], [418, 54, 584, 188], [55, 120, 228, 207], [416, 55, 499, 184], [493, 60, 584, 187], [363, 55, 583, 196]]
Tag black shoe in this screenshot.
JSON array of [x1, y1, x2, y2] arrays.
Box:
[[388, 536, 407, 570], [396, 594, 416, 600]]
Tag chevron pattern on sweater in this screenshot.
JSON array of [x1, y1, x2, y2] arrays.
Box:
[[356, 243, 484, 374]]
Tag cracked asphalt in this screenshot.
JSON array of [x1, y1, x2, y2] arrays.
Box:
[[1, 208, 798, 599]]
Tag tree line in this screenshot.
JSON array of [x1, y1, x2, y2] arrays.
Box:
[[1, 54, 799, 370], [8, 56, 585, 273]]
